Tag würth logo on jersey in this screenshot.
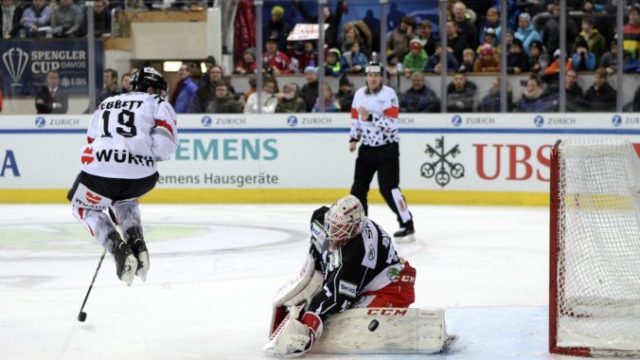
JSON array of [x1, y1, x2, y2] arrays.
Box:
[[93, 149, 155, 167], [85, 192, 102, 205], [81, 146, 94, 164], [421, 136, 465, 187]]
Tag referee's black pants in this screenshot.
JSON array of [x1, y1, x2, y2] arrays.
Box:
[[350, 142, 412, 227]]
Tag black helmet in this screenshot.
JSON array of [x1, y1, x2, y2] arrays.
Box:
[[130, 67, 168, 94], [365, 61, 383, 75]]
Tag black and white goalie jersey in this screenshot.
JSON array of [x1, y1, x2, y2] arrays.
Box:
[[306, 206, 404, 321]]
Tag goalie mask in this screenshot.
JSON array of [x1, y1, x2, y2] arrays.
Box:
[[324, 195, 366, 251], [131, 67, 168, 97]]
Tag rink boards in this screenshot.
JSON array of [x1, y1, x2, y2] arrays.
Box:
[[1, 113, 639, 205]]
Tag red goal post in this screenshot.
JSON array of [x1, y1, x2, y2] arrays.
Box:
[[549, 138, 640, 357]]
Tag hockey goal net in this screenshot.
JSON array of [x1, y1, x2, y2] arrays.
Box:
[[550, 138, 640, 357]]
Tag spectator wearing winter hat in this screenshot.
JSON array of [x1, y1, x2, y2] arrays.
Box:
[[515, 12, 541, 55], [325, 48, 343, 77], [403, 38, 428, 77], [473, 44, 500, 72], [341, 41, 368, 74], [571, 36, 597, 71], [234, 48, 257, 75], [507, 38, 531, 74], [264, 5, 290, 52], [544, 49, 574, 76], [300, 66, 319, 112], [336, 75, 355, 112], [529, 40, 550, 73], [481, 27, 498, 48]]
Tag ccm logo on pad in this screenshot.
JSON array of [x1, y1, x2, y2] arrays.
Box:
[[367, 309, 408, 316]]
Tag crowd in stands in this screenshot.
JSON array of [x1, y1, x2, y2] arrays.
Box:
[[220, 0, 640, 113], [4, 0, 640, 113], [0, 0, 118, 38]]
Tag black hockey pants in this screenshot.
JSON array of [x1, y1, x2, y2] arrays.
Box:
[[350, 142, 412, 227]]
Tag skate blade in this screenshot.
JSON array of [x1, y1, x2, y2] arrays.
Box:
[[120, 255, 138, 286], [394, 234, 416, 243], [136, 251, 149, 282]]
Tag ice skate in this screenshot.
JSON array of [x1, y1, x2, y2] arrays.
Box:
[[393, 223, 415, 243], [126, 227, 149, 282], [107, 232, 137, 286]]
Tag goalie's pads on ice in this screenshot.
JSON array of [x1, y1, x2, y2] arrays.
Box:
[[312, 307, 457, 354]]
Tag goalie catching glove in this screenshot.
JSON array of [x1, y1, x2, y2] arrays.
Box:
[[263, 305, 323, 358]]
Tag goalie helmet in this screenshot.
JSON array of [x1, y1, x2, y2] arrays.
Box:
[[324, 195, 366, 251], [130, 67, 168, 96]]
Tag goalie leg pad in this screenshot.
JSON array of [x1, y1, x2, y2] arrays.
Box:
[[312, 308, 456, 354]]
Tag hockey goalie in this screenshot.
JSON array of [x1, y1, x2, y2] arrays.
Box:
[[262, 195, 457, 357]]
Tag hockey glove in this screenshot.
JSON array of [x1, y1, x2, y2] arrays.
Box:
[[262, 306, 323, 358]]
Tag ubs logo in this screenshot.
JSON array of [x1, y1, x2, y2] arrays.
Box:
[[534, 115, 544, 127], [287, 115, 298, 127], [2, 47, 29, 87], [34, 117, 46, 128], [201, 116, 212, 127], [421, 136, 464, 187]]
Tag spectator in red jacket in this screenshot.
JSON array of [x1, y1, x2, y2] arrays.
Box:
[[264, 37, 292, 75]]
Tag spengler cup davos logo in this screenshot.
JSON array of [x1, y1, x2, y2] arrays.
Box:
[[421, 136, 464, 187], [2, 47, 29, 87]]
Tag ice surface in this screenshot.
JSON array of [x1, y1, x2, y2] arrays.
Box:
[[0, 204, 598, 359]]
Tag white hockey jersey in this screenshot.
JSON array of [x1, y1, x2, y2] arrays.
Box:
[[349, 85, 400, 147], [80, 91, 178, 179]]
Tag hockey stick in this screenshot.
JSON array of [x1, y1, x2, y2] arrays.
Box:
[[77, 249, 107, 322]]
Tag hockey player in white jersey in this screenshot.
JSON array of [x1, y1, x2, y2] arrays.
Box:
[[67, 67, 178, 286], [349, 60, 415, 242]]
